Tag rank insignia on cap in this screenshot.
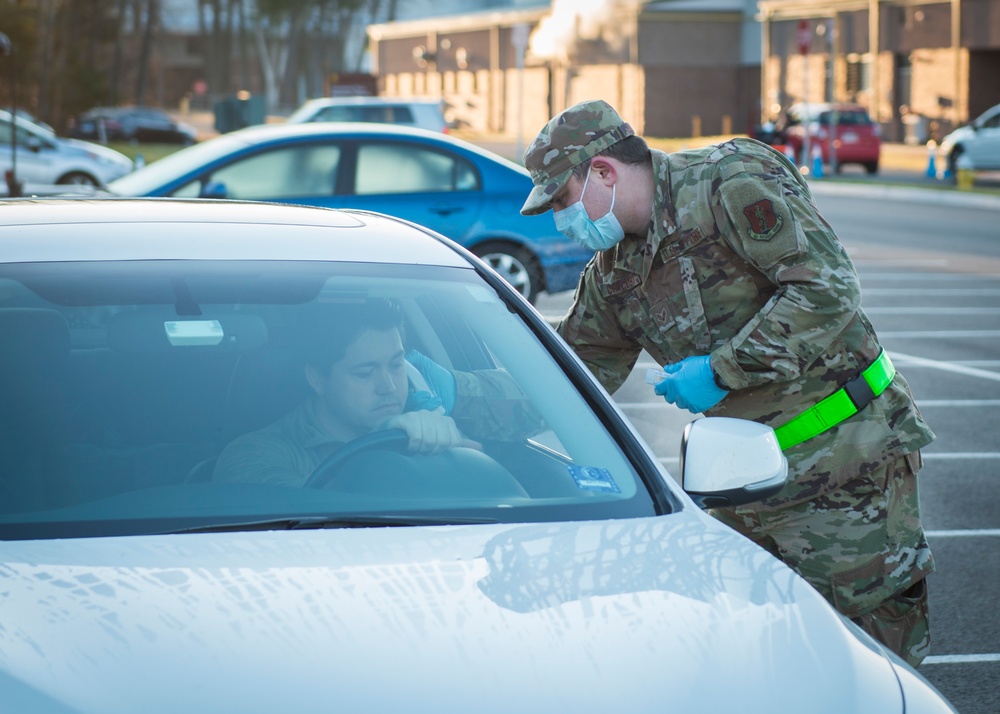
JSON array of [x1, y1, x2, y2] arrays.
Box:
[[743, 199, 783, 241]]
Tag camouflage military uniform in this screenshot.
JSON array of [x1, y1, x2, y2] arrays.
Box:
[[523, 101, 936, 666]]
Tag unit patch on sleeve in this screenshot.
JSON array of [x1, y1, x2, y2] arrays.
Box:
[[743, 198, 784, 241]]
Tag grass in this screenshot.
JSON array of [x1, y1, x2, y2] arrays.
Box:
[[107, 142, 186, 164]]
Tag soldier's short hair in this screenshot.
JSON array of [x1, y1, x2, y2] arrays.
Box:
[[569, 135, 651, 181]]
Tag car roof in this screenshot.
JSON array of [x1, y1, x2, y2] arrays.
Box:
[[228, 121, 449, 142], [0, 198, 475, 267], [298, 96, 443, 107], [790, 102, 868, 113]]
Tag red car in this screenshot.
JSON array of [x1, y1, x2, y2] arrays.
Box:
[[778, 102, 881, 174]]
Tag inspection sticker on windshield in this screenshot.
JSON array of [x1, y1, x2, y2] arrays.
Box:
[[567, 465, 621, 493], [645, 368, 667, 385]]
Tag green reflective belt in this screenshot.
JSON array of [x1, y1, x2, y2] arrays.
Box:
[[773, 350, 895, 451]]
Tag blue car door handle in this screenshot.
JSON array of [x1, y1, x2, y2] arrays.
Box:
[[428, 203, 465, 216]]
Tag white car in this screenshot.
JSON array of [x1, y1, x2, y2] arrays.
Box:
[[0, 199, 956, 713], [286, 95, 450, 133], [0, 110, 133, 189], [939, 102, 1000, 174]]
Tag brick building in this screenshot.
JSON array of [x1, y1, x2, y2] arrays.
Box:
[[759, 0, 1000, 142], [367, 0, 764, 139], [368, 0, 1000, 143]]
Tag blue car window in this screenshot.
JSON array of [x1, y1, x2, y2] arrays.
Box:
[[173, 145, 342, 199], [355, 143, 477, 195]]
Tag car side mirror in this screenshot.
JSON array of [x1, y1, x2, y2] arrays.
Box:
[[679, 417, 788, 509], [26, 136, 42, 153], [199, 181, 228, 199]]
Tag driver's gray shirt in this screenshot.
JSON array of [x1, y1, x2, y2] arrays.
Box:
[[213, 402, 345, 487]]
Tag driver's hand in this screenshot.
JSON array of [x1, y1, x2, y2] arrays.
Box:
[[382, 410, 481, 454]]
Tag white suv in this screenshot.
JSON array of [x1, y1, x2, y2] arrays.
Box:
[[286, 96, 450, 133], [940, 102, 1000, 175]]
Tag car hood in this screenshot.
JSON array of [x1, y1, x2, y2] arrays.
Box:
[[0, 513, 904, 713]]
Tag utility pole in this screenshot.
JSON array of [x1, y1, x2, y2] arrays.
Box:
[[0, 32, 21, 198]]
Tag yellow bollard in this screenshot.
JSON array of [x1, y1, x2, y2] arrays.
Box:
[[956, 154, 975, 191]]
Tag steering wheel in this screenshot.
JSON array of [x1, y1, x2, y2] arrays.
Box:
[[305, 429, 410, 489]]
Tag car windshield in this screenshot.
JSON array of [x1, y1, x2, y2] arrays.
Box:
[[816, 110, 872, 126], [0, 259, 660, 540]]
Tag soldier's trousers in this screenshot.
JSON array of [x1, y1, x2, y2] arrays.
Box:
[[711, 450, 934, 668]]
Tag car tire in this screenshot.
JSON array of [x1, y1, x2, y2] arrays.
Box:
[[472, 241, 543, 304], [864, 161, 879, 175], [57, 172, 100, 186]]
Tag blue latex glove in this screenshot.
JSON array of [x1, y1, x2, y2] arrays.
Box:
[[405, 349, 457, 415], [653, 355, 728, 414]]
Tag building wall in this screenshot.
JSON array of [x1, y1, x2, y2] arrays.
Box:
[[761, 0, 1000, 141]]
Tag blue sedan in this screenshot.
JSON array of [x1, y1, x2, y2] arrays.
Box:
[[107, 123, 591, 303]]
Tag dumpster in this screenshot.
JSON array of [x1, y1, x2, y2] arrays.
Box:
[[214, 94, 266, 134]]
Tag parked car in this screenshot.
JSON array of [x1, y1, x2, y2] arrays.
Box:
[[0, 198, 956, 713], [106, 122, 593, 303], [939, 101, 1000, 175], [777, 102, 882, 174], [0, 109, 133, 187], [1, 108, 54, 133], [287, 96, 450, 133], [70, 106, 198, 145]]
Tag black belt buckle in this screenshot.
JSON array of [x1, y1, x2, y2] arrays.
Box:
[[844, 373, 876, 411]]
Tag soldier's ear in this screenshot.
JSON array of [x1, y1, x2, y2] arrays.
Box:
[[590, 158, 617, 184]]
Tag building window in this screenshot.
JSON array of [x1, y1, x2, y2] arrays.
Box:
[[846, 55, 871, 93]]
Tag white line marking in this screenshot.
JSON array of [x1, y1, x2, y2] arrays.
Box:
[[858, 272, 1000, 280], [866, 307, 1000, 315], [881, 330, 1000, 338], [926, 529, 1000, 538], [864, 288, 1000, 296], [889, 350, 1000, 382], [923, 653, 1000, 665], [901, 360, 1000, 368], [917, 400, 1000, 407]]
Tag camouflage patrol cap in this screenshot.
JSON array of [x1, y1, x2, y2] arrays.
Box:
[[520, 99, 634, 216]]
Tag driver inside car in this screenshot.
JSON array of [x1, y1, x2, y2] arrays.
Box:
[[213, 298, 542, 487]]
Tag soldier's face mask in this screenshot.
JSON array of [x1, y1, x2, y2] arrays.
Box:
[[553, 166, 625, 252]]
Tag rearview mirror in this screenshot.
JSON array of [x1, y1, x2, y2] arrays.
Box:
[[680, 417, 787, 509]]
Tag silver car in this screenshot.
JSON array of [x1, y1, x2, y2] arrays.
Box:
[[0, 110, 133, 188], [939, 102, 1000, 175], [0, 199, 956, 713], [287, 95, 450, 133]]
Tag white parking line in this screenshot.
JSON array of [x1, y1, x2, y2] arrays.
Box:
[[889, 351, 1000, 382], [864, 287, 1000, 295], [924, 653, 1000, 665], [866, 307, 1000, 315], [926, 529, 1000, 538], [881, 330, 1000, 338], [859, 272, 1000, 281]]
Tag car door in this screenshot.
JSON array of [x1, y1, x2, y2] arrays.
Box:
[[339, 139, 484, 242], [967, 106, 1000, 170]]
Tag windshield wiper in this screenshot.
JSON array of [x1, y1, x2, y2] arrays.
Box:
[[166, 514, 499, 535]]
